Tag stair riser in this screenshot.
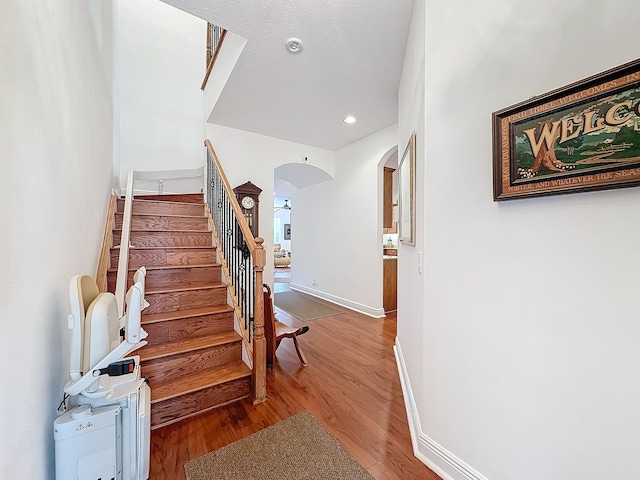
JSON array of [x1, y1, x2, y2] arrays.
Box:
[[142, 342, 241, 384], [115, 214, 208, 232], [110, 247, 217, 269], [107, 266, 222, 292], [142, 312, 234, 346], [150, 377, 250, 429], [129, 201, 204, 216], [113, 230, 212, 248], [144, 288, 227, 314]]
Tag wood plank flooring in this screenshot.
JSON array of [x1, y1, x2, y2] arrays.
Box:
[[150, 286, 440, 480]]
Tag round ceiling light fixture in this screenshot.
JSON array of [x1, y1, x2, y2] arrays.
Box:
[[286, 37, 303, 54], [343, 115, 357, 124]]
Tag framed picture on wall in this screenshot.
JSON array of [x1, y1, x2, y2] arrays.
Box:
[[398, 132, 416, 246], [284, 223, 291, 240], [492, 58, 640, 201]]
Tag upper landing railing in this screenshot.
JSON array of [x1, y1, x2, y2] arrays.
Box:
[[201, 23, 227, 91]]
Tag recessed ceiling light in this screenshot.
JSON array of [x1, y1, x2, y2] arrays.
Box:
[[286, 38, 303, 54], [343, 115, 357, 124]]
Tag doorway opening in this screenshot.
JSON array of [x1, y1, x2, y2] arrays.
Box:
[[379, 146, 399, 314], [274, 195, 292, 284]]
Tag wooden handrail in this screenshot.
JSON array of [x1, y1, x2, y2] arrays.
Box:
[[204, 140, 256, 253], [96, 193, 118, 292], [201, 29, 227, 91]]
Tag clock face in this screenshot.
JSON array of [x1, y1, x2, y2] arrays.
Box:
[[241, 196, 255, 209]]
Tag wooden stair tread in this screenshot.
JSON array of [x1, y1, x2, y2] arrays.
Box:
[[142, 304, 233, 324], [132, 199, 204, 207], [125, 246, 215, 250], [117, 198, 206, 218], [111, 247, 216, 253], [114, 195, 253, 425], [132, 193, 202, 200], [117, 201, 205, 213], [107, 263, 220, 274], [150, 361, 251, 403], [117, 212, 205, 219], [114, 228, 209, 233], [146, 283, 226, 295], [141, 331, 241, 361]]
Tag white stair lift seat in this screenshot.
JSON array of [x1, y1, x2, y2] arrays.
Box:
[[55, 268, 151, 480]]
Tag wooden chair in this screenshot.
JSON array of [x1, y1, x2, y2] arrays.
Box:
[[263, 284, 309, 369]]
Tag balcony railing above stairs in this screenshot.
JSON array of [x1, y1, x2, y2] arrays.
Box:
[[201, 23, 227, 91], [205, 139, 267, 403]]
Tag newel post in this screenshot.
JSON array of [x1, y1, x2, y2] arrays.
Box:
[[252, 237, 267, 403]]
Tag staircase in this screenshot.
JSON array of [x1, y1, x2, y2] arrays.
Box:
[[108, 193, 252, 430]]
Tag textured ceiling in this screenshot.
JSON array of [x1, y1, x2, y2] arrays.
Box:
[[161, 0, 415, 151]]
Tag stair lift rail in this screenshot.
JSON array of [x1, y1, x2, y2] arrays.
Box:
[[115, 171, 135, 318]]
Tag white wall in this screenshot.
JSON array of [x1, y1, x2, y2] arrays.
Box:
[[208, 123, 393, 316], [114, 0, 205, 188], [397, 1, 640, 479], [292, 125, 397, 317], [204, 31, 247, 124], [396, 0, 427, 426], [206, 124, 335, 286], [0, 1, 114, 478]]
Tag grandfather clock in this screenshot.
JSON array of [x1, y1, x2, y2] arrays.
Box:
[[233, 181, 262, 238]]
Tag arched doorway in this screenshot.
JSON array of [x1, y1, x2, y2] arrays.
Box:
[[273, 163, 333, 288], [378, 145, 399, 314]]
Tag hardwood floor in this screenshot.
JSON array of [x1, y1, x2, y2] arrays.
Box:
[[150, 287, 440, 480]]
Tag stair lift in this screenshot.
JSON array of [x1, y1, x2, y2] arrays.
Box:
[[54, 267, 151, 480]]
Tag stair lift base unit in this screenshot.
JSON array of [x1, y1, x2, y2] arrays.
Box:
[[54, 405, 121, 480]]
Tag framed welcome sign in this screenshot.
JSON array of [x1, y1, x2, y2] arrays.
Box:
[[493, 59, 640, 200]]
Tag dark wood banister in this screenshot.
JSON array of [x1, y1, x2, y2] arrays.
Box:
[[204, 139, 267, 404], [201, 28, 227, 91]]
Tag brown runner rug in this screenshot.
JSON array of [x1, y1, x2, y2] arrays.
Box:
[[274, 291, 344, 321], [184, 411, 373, 480]]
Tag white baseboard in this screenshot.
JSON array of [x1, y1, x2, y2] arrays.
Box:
[[394, 338, 489, 480], [288, 283, 386, 318]]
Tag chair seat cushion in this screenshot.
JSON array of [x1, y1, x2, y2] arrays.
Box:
[[275, 322, 309, 337]]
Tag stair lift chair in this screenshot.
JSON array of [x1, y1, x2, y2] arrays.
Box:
[[54, 268, 151, 480]]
